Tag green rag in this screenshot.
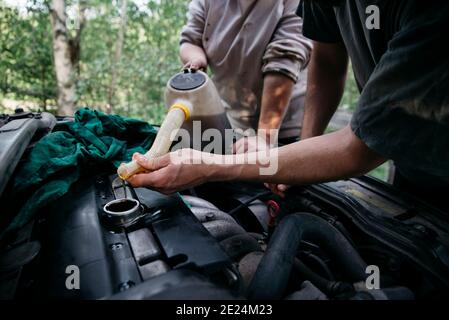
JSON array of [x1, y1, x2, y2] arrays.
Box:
[[1, 108, 157, 238]]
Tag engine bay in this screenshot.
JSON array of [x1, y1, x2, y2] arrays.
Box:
[[2, 168, 449, 300], [1, 112, 449, 300]]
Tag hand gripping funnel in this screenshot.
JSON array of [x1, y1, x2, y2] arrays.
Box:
[[117, 69, 224, 180]]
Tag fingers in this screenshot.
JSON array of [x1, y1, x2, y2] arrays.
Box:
[[183, 61, 197, 70], [233, 136, 270, 154], [132, 153, 169, 171], [127, 166, 168, 190], [190, 63, 200, 70], [127, 171, 156, 188], [232, 138, 248, 154], [183, 60, 206, 71], [124, 153, 171, 189], [264, 183, 290, 198], [127, 152, 188, 194]]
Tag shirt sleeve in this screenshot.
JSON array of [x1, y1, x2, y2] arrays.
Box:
[[297, 0, 342, 43], [262, 0, 313, 82], [180, 0, 206, 46], [351, 5, 449, 180]]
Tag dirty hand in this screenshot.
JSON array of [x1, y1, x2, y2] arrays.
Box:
[[232, 135, 270, 154], [126, 149, 210, 194]]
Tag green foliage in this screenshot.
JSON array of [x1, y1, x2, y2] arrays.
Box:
[[0, 0, 56, 110], [338, 65, 390, 182], [77, 0, 188, 123], [339, 63, 360, 112], [1, 0, 360, 123], [1, 0, 188, 122], [368, 162, 389, 182], [0, 0, 389, 182]]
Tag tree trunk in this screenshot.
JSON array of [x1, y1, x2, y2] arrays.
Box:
[[69, 0, 87, 76], [50, 0, 76, 116], [107, 0, 128, 114]]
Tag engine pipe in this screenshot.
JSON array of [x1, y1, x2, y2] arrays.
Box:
[[293, 259, 353, 298], [247, 213, 368, 300]]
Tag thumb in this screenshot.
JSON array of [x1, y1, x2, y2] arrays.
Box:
[[134, 153, 170, 171]]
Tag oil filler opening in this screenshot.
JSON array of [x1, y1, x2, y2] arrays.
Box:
[[105, 199, 139, 214], [103, 198, 142, 227]]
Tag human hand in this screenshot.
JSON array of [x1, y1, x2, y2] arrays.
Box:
[[183, 57, 207, 71], [126, 149, 210, 195], [232, 135, 270, 154], [264, 183, 290, 198]]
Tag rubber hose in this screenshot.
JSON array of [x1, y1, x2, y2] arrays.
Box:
[[293, 259, 353, 298], [304, 253, 335, 281], [247, 213, 367, 300]]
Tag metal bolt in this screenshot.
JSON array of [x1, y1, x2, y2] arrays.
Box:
[[118, 281, 135, 292], [109, 243, 123, 251], [414, 224, 427, 233]]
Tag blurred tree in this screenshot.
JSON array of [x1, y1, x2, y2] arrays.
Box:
[[107, 0, 128, 113], [0, 0, 56, 110], [76, 0, 189, 123], [49, 0, 86, 115], [0, 0, 384, 180], [1, 0, 358, 125], [1, 0, 188, 122]]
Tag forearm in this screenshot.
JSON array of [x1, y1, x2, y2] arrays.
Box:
[[301, 42, 349, 139], [210, 126, 386, 185], [180, 43, 207, 67], [258, 73, 295, 140]]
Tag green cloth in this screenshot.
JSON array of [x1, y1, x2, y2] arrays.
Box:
[[1, 108, 157, 238]]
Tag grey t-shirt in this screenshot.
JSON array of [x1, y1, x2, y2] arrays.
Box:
[[298, 0, 449, 187]]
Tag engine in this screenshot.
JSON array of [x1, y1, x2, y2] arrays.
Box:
[[2, 168, 449, 300]]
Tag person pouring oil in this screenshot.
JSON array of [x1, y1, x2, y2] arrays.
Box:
[[124, 0, 449, 212], [179, 0, 312, 151]]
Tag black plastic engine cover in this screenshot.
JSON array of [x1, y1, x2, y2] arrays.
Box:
[[31, 174, 230, 299], [134, 187, 231, 273]]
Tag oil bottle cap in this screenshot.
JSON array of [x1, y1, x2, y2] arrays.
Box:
[[170, 69, 206, 91]]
